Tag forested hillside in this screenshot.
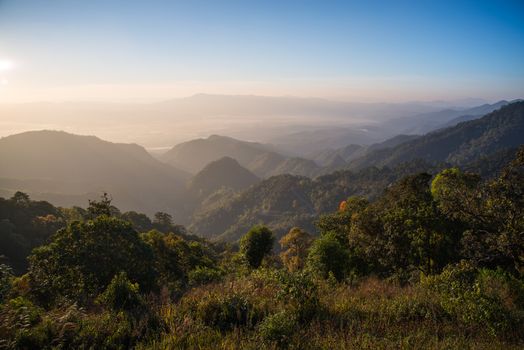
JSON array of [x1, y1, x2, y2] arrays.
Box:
[[190, 160, 442, 241], [348, 101, 524, 170]]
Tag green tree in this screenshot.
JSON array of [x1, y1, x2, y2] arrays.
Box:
[[28, 216, 155, 305], [240, 225, 274, 268], [306, 232, 350, 281], [350, 173, 459, 276]]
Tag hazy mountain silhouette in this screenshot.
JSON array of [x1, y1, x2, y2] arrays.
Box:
[[348, 101, 524, 170], [383, 100, 510, 135], [188, 157, 259, 198], [160, 134, 322, 178], [0, 130, 190, 217]]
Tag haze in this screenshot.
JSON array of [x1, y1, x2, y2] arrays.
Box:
[[0, 0, 523, 147]]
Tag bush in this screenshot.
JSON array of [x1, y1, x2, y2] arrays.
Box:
[[96, 272, 144, 312], [0, 296, 46, 348], [188, 267, 223, 287], [276, 271, 319, 321], [422, 262, 523, 337], [257, 310, 297, 347], [195, 293, 262, 331]]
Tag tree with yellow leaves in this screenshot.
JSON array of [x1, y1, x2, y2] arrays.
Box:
[[279, 227, 313, 272]]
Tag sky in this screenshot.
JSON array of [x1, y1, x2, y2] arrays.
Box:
[[0, 0, 523, 103]]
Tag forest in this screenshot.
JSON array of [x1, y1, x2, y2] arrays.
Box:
[[0, 146, 523, 349]]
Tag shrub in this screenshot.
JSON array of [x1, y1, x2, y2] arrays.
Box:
[[0, 296, 45, 348], [188, 266, 223, 287], [257, 310, 297, 347], [96, 272, 144, 312], [422, 262, 523, 337], [195, 293, 262, 331], [276, 271, 319, 321]]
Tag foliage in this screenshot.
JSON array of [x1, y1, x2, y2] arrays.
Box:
[[194, 293, 260, 331], [421, 262, 524, 337], [96, 272, 144, 312], [307, 232, 351, 281], [240, 225, 274, 269], [0, 134, 523, 349], [28, 216, 156, 305], [0, 192, 65, 273], [257, 310, 297, 347], [279, 227, 313, 272], [87, 192, 119, 218], [0, 264, 13, 303], [188, 266, 223, 286]]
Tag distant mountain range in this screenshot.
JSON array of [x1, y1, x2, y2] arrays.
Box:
[[0, 94, 447, 149], [348, 101, 524, 170], [188, 101, 524, 241], [1, 100, 521, 238], [381, 100, 511, 135]]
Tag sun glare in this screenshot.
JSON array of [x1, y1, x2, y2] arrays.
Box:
[[0, 60, 14, 71]]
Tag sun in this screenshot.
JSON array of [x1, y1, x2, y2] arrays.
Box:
[[0, 60, 14, 71]]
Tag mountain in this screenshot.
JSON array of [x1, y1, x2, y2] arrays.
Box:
[[311, 135, 419, 169], [366, 134, 421, 151], [160, 135, 322, 178], [189, 161, 439, 242], [382, 100, 510, 135], [160, 135, 273, 173], [269, 127, 385, 156], [0, 130, 190, 217], [348, 101, 524, 170], [189, 102, 524, 242], [310, 144, 363, 166], [188, 157, 259, 198]]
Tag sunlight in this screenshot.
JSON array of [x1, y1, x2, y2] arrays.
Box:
[[0, 59, 14, 71]]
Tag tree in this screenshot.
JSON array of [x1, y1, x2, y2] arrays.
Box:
[[306, 232, 350, 281], [316, 196, 368, 247], [154, 212, 173, 227], [431, 168, 487, 227], [11, 192, 30, 207], [121, 211, 153, 232], [459, 147, 524, 275], [350, 173, 459, 277], [279, 227, 313, 272], [240, 225, 274, 268], [87, 192, 119, 218], [153, 211, 187, 234], [28, 216, 155, 305]]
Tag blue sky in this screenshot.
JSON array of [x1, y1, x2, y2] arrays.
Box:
[[0, 0, 523, 102]]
